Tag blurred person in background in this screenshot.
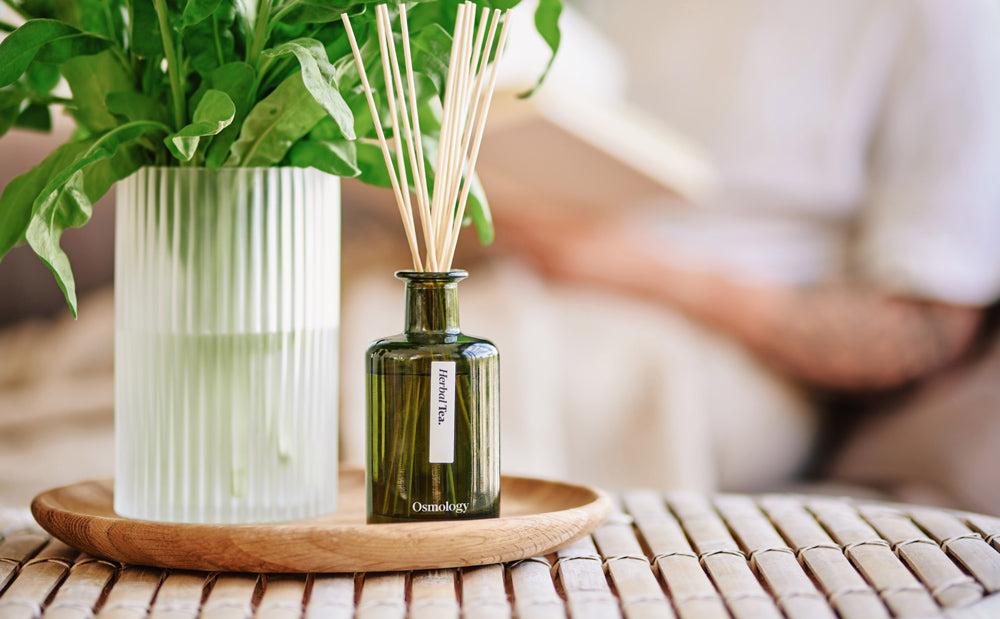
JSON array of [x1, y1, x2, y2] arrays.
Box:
[[483, 0, 1000, 495], [4, 0, 1000, 509], [345, 0, 1000, 498]]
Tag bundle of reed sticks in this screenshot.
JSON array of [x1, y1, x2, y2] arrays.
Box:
[[342, 3, 511, 272]]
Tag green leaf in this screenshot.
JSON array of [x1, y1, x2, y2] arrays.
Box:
[[354, 140, 393, 188], [519, 0, 562, 98], [203, 61, 256, 168], [25, 62, 60, 96], [276, 1, 358, 26], [130, 0, 164, 57], [263, 38, 355, 140], [465, 170, 493, 244], [289, 139, 359, 177], [26, 121, 167, 315], [226, 72, 326, 166], [0, 86, 27, 137], [181, 0, 224, 28], [410, 24, 451, 94], [0, 19, 111, 87], [165, 89, 235, 161], [0, 140, 91, 260], [61, 51, 134, 132], [182, 1, 237, 77], [15, 102, 51, 131], [106, 91, 168, 124]]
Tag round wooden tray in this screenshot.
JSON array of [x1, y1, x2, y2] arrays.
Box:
[[30, 469, 610, 573]]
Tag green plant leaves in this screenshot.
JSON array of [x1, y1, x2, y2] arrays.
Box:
[[15, 102, 52, 131], [289, 139, 360, 177], [0, 19, 111, 87], [410, 24, 452, 94], [227, 72, 326, 166], [107, 91, 169, 124], [204, 62, 256, 167], [130, 0, 164, 57], [519, 0, 562, 97], [0, 140, 92, 261], [165, 89, 235, 161], [182, 1, 237, 77], [25, 121, 168, 315], [263, 38, 355, 140], [181, 0, 224, 28], [62, 52, 134, 132], [0, 87, 27, 137]]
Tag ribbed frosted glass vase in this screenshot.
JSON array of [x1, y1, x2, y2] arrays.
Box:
[[114, 167, 340, 523]]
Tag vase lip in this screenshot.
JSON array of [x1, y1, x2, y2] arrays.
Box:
[[132, 165, 333, 174], [395, 270, 468, 282]]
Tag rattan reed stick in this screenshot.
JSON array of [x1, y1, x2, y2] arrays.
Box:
[[443, 14, 511, 269], [399, 5, 433, 264], [438, 8, 501, 266], [375, 6, 425, 268], [381, 5, 437, 270], [341, 12, 423, 271]]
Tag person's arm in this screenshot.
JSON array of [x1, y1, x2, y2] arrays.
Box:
[[502, 217, 982, 391]]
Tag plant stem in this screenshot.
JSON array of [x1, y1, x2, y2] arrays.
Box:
[[247, 0, 274, 70], [153, 0, 186, 130], [211, 14, 225, 66]]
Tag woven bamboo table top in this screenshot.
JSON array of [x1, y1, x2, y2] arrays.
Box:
[[3, 492, 1000, 619]]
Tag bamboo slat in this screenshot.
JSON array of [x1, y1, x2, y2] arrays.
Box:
[[965, 514, 1000, 554], [508, 557, 565, 619], [7, 492, 1000, 618], [148, 571, 209, 619], [409, 570, 459, 619], [304, 575, 355, 619], [356, 573, 407, 619], [96, 566, 164, 619], [667, 493, 781, 619], [255, 575, 307, 619], [0, 528, 50, 591], [623, 491, 727, 619], [860, 504, 984, 608], [200, 574, 258, 619], [554, 536, 621, 619], [759, 496, 889, 619], [43, 556, 118, 619], [0, 539, 77, 619], [714, 495, 833, 619], [591, 504, 673, 619], [805, 497, 938, 617], [461, 564, 510, 619], [909, 508, 1000, 593]]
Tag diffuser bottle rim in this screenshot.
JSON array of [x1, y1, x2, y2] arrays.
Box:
[[395, 270, 468, 283]]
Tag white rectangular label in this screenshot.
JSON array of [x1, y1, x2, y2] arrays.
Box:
[[429, 361, 456, 463]]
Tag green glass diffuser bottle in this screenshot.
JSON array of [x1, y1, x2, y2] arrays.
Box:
[[366, 271, 500, 523]]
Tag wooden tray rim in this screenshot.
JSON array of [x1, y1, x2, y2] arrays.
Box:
[[30, 470, 611, 573]]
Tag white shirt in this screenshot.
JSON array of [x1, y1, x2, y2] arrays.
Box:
[[581, 0, 1000, 305]]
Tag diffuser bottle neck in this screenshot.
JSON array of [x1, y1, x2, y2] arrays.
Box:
[[399, 271, 467, 336]]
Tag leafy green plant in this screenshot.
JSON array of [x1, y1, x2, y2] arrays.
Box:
[[0, 0, 563, 315]]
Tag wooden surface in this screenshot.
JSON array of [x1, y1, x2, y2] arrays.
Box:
[[5, 494, 1000, 618], [29, 470, 610, 573]]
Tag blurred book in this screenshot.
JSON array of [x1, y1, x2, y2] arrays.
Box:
[[479, 88, 718, 213]]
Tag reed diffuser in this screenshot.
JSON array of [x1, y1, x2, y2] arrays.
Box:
[[343, 2, 509, 523]]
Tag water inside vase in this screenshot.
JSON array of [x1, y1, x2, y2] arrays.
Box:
[[114, 327, 339, 523]]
